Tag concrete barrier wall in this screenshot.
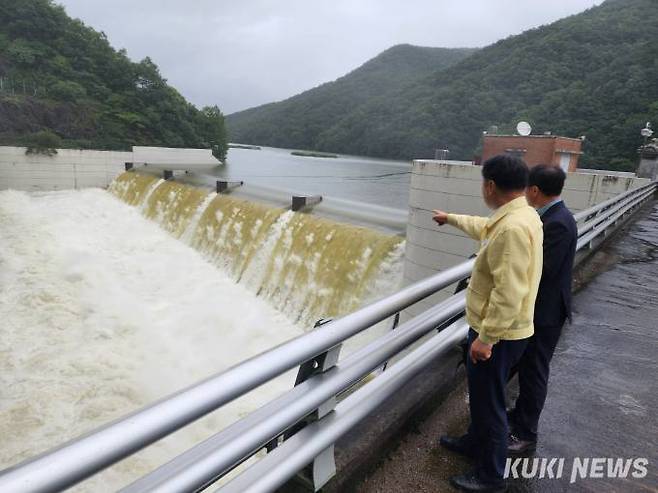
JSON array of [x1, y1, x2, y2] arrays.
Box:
[[0, 146, 220, 192], [0, 146, 132, 191], [403, 159, 651, 319], [575, 168, 636, 178], [132, 146, 219, 170]]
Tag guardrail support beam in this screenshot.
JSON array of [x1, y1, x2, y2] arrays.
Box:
[[281, 318, 340, 491]]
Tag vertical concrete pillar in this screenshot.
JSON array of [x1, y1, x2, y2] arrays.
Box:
[[403, 160, 488, 319], [637, 143, 658, 180]]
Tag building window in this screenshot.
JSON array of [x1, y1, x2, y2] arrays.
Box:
[[505, 148, 527, 159]]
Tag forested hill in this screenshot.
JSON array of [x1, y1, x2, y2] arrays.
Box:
[[0, 0, 228, 159], [226, 45, 477, 150], [227, 0, 658, 171]]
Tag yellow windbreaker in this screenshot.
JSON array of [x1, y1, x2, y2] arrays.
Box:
[[447, 196, 543, 345]]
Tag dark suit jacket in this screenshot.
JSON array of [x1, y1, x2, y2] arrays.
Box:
[[534, 201, 578, 328]]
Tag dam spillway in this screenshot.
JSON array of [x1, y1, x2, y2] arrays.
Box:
[[109, 171, 405, 324], [0, 179, 404, 491]]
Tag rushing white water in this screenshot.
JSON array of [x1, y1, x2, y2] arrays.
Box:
[[0, 181, 406, 490], [109, 172, 406, 325], [0, 189, 306, 491]]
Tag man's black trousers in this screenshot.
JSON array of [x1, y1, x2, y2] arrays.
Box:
[[465, 328, 528, 483], [509, 324, 564, 441]]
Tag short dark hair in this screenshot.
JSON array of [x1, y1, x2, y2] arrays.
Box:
[[481, 155, 529, 192], [528, 164, 566, 196]]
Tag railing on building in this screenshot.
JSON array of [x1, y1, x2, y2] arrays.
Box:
[[0, 182, 655, 493]]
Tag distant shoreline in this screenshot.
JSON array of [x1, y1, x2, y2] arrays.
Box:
[[291, 150, 338, 159], [229, 144, 261, 150]]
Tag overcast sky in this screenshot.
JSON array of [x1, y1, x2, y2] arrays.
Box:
[[57, 1, 602, 115]]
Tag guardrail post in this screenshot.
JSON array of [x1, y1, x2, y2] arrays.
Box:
[[271, 318, 340, 491]]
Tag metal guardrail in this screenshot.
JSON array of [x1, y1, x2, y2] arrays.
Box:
[[574, 182, 657, 251], [573, 182, 657, 222], [0, 182, 655, 493]]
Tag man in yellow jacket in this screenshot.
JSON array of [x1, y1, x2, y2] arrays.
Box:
[[433, 155, 543, 492]]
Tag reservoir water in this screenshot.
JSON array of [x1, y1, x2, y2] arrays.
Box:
[[216, 146, 412, 209]]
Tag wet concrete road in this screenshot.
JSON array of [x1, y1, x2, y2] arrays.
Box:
[[356, 201, 658, 493]]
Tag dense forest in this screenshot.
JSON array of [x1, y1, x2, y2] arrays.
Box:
[[0, 0, 228, 160], [226, 44, 477, 152], [227, 0, 658, 171]]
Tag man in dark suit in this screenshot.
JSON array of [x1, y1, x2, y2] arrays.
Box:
[[507, 164, 578, 453]]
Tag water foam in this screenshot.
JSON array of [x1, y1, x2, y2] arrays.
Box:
[[0, 176, 405, 489], [0, 188, 304, 491], [110, 172, 405, 325]]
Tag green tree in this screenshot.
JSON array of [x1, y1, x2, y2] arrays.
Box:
[[6, 39, 43, 66], [49, 80, 86, 101], [200, 106, 228, 161], [0, 0, 229, 156], [24, 130, 61, 156]]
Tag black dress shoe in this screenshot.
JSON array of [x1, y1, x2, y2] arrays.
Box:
[[508, 433, 537, 454], [439, 434, 477, 459], [449, 470, 507, 492]]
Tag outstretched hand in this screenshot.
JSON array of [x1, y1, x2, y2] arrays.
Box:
[[432, 210, 449, 226]]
